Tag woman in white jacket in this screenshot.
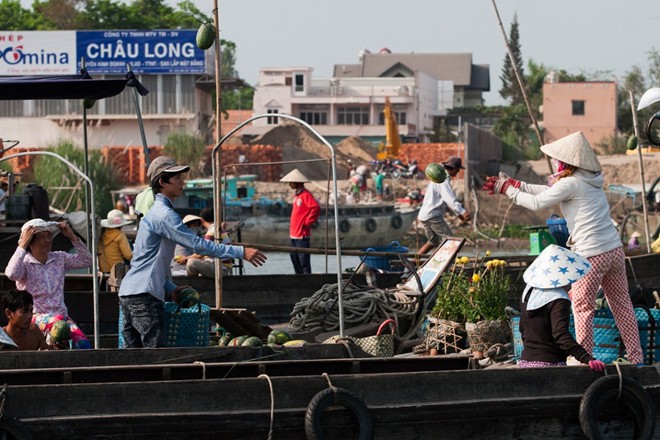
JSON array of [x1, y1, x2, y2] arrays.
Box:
[[483, 131, 643, 365]]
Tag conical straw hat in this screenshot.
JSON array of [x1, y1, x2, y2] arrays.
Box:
[[523, 244, 592, 288], [540, 131, 602, 172], [279, 168, 310, 183]]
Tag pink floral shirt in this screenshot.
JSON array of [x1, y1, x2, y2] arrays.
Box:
[[5, 240, 93, 316]]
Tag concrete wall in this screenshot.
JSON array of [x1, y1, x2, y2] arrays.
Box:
[[542, 81, 617, 146]]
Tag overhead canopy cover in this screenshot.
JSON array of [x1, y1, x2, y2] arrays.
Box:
[[0, 69, 149, 100]]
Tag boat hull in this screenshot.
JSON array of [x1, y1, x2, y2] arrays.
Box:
[[235, 204, 419, 249]]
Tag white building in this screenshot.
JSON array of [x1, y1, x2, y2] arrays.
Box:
[[246, 51, 489, 144]]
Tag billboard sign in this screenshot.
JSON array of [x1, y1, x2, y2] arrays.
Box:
[[0, 31, 77, 76], [0, 30, 206, 76], [77, 30, 205, 74]]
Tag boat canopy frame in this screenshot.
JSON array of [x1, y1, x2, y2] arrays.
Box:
[[213, 114, 348, 336]]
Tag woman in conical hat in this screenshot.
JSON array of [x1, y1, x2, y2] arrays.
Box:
[[518, 245, 605, 370], [483, 132, 644, 365]]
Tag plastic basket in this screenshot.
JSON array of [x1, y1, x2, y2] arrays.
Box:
[[593, 308, 648, 364], [362, 240, 409, 272], [163, 300, 210, 347], [546, 214, 569, 248], [635, 306, 660, 364], [512, 314, 575, 360]]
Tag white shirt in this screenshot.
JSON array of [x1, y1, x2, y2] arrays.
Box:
[[417, 176, 466, 222], [506, 169, 621, 257]]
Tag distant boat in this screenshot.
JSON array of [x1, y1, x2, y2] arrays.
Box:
[[178, 175, 419, 249]]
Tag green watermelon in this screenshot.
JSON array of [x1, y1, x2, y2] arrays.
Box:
[[283, 339, 308, 347], [82, 98, 96, 109], [627, 135, 638, 151], [267, 329, 292, 345], [425, 163, 447, 183], [228, 335, 248, 347], [242, 336, 263, 347], [50, 320, 71, 344], [218, 333, 232, 347], [177, 288, 200, 308], [196, 22, 215, 50]]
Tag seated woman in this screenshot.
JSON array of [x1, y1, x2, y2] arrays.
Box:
[[98, 208, 134, 273], [2, 289, 48, 350], [5, 218, 93, 349]]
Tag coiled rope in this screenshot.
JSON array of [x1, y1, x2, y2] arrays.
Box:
[[289, 283, 421, 340]]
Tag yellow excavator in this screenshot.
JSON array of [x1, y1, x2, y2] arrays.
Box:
[[376, 97, 401, 160]]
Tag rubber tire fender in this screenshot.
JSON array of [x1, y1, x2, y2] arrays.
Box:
[[304, 387, 373, 440], [365, 218, 377, 233], [0, 415, 32, 440], [390, 215, 403, 230], [339, 219, 351, 233], [578, 375, 656, 440]]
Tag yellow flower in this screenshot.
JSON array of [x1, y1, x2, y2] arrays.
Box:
[[461, 256, 470, 264], [472, 274, 481, 283], [485, 250, 491, 257]]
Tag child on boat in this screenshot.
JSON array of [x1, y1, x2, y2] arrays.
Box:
[[518, 244, 606, 371], [2, 289, 48, 350]]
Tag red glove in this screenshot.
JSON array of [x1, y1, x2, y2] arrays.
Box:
[[482, 176, 499, 195], [588, 359, 606, 372]]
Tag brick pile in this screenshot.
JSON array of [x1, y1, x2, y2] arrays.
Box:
[[2, 147, 41, 179], [400, 143, 464, 178], [101, 146, 162, 186], [204, 144, 283, 181]]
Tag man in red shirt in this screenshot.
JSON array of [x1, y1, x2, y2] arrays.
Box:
[[280, 169, 320, 274]]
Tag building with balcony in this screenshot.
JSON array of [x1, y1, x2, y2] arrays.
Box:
[[246, 51, 490, 144]]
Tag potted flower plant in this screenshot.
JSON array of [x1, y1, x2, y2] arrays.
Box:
[[430, 252, 511, 355]]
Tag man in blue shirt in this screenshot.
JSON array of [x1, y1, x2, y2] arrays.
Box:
[[118, 156, 267, 348]]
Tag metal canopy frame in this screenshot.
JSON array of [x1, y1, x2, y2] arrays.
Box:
[[211, 114, 348, 337]]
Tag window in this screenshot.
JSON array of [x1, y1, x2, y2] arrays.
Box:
[[572, 100, 585, 116], [337, 107, 369, 125], [267, 109, 279, 124], [378, 111, 407, 125], [300, 112, 327, 125], [285, 77, 292, 86], [295, 74, 304, 92]]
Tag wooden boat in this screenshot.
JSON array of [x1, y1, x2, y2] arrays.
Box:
[[174, 175, 421, 249], [0, 351, 656, 439]]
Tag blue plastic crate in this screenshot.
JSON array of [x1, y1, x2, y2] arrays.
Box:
[[362, 240, 408, 272], [593, 308, 649, 364]]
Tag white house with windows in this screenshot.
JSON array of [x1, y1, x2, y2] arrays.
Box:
[[246, 51, 489, 144]]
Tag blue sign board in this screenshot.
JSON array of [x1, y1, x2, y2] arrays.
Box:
[[76, 30, 206, 74]]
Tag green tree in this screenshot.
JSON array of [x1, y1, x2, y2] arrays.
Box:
[[34, 141, 119, 216], [163, 133, 207, 178], [0, 0, 39, 29], [499, 14, 525, 106]]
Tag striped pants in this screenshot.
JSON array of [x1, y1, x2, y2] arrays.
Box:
[[571, 247, 643, 364]]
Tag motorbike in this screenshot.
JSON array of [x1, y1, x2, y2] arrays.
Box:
[[391, 159, 423, 180]]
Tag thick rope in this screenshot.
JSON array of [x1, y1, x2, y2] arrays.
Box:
[[289, 283, 420, 339], [258, 374, 275, 440]]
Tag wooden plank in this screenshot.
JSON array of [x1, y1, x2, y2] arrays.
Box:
[[210, 308, 272, 339]]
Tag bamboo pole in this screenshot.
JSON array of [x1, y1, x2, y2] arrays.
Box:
[[212, 0, 225, 307], [491, 0, 552, 174]]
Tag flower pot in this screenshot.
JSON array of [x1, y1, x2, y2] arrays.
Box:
[[466, 320, 510, 353]]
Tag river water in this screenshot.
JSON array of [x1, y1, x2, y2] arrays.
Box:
[[240, 252, 364, 275]]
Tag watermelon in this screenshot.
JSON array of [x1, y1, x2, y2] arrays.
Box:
[[50, 320, 71, 344], [196, 22, 215, 50], [283, 339, 308, 347], [267, 329, 292, 345], [82, 98, 96, 109], [242, 336, 263, 347], [228, 335, 248, 347], [425, 163, 446, 183], [218, 333, 232, 347], [627, 135, 638, 151], [177, 288, 200, 308]]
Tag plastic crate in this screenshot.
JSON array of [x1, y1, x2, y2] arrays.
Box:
[[593, 308, 649, 364], [362, 240, 408, 272], [635, 307, 660, 364]]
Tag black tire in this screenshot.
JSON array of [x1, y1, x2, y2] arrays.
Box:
[[269, 202, 283, 216], [0, 415, 32, 440], [365, 218, 377, 233], [579, 376, 656, 440], [339, 219, 351, 233], [390, 215, 403, 230], [304, 387, 373, 440]]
